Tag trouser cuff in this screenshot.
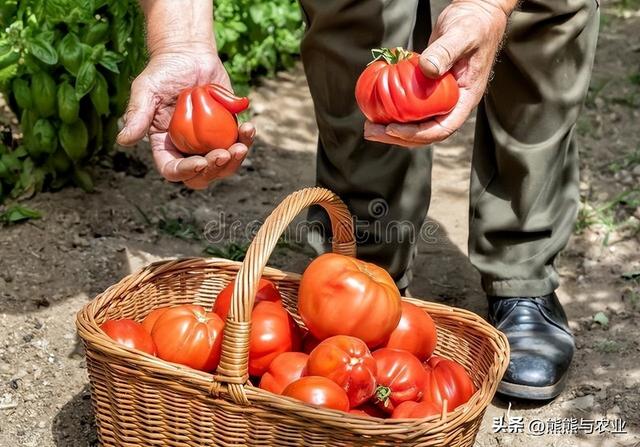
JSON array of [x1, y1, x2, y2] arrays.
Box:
[[482, 274, 559, 298]]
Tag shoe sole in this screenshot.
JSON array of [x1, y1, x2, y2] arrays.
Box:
[[497, 373, 568, 401]]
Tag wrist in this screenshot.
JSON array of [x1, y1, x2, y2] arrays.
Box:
[[456, 0, 519, 17]]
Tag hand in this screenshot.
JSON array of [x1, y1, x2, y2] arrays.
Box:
[[364, 0, 511, 147], [116, 46, 255, 189]]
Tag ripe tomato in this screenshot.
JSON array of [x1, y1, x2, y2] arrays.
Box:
[[168, 84, 249, 155], [282, 376, 350, 412], [151, 304, 225, 371], [259, 352, 309, 395], [349, 403, 387, 418], [391, 400, 441, 419], [249, 301, 301, 377], [355, 47, 459, 124], [422, 356, 476, 410], [141, 307, 169, 334], [383, 302, 437, 361], [372, 348, 427, 414], [298, 253, 402, 348], [306, 335, 377, 407], [213, 278, 282, 320], [301, 332, 321, 354], [101, 319, 156, 355]]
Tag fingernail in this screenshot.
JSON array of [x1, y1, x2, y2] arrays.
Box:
[[214, 157, 227, 167], [194, 159, 207, 172]]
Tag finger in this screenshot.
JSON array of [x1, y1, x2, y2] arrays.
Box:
[[117, 77, 157, 146], [364, 122, 425, 148], [150, 133, 208, 182], [419, 31, 472, 79], [217, 143, 248, 177], [238, 122, 256, 147], [182, 149, 233, 189]]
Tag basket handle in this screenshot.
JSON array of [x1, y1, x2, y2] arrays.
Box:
[[213, 187, 356, 404]]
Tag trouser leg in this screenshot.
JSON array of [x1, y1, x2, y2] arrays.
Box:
[[469, 0, 600, 297]]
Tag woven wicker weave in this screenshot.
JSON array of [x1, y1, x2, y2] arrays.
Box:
[[77, 187, 509, 446]]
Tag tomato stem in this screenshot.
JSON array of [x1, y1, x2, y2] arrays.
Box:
[[374, 385, 391, 404], [370, 47, 413, 65]]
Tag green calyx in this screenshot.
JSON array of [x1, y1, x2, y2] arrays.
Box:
[[370, 47, 413, 65], [375, 385, 391, 403]]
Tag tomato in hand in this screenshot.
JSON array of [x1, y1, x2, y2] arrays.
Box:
[[101, 319, 157, 355], [168, 83, 249, 155], [355, 47, 459, 124], [422, 356, 476, 410], [151, 304, 225, 371], [298, 253, 402, 348], [383, 302, 437, 361], [141, 307, 170, 334], [282, 376, 350, 412], [372, 348, 427, 414], [391, 400, 441, 419], [259, 352, 309, 395], [213, 278, 282, 320], [249, 301, 301, 377], [306, 335, 377, 407]]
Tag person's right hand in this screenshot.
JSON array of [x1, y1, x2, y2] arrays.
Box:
[[116, 45, 255, 190]]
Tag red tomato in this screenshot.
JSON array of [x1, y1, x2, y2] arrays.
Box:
[[298, 253, 402, 348], [151, 304, 225, 371], [372, 348, 427, 414], [422, 356, 476, 410], [141, 307, 169, 334], [306, 335, 377, 407], [282, 376, 350, 412], [383, 302, 437, 361], [168, 84, 249, 155], [213, 278, 282, 320], [101, 319, 156, 355], [391, 400, 441, 419], [249, 301, 301, 377], [259, 352, 309, 395], [355, 47, 459, 124], [349, 403, 387, 418], [301, 332, 321, 354]]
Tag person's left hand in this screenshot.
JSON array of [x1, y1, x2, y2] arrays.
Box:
[[364, 0, 510, 147]]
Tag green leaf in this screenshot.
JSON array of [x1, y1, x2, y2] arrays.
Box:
[[99, 50, 123, 73], [75, 61, 96, 99], [0, 204, 42, 224], [593, 312, 609, 328]]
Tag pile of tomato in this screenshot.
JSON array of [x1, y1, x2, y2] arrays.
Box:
[[101, 253, 475, 419]]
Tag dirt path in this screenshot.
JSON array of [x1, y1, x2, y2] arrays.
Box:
[[1, 1, 639, 446]]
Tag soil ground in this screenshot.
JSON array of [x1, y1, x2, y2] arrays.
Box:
[[1, 1, 639, 446]]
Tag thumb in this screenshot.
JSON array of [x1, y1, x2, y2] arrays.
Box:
[[419, 33, 469, 79], [116, 78, 156, 147]]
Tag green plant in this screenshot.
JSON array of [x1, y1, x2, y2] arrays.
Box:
[[0, 0, 146, 203], [575, 189, 640, 244]]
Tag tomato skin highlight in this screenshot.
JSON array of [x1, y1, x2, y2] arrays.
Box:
[[391, 400, 441, 419], [282, 376, 350, 412], [383, 302, 437, 361], [306, 335, 377, 407], [100, 319, 157, 355], [168, 83, 249, 155], [259, 352, 309, 395], [151, 305, 225, 372], [422, 356, 476, 411], [298, 253, 402, 348], [355, 48, 459, 124], [213, 278, 282, 320], [372, 348, 427, 414]]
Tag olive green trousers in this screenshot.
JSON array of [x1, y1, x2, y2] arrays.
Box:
[[299, 0, 599, 296]]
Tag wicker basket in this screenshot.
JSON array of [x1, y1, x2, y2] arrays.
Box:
[[77, 187, 509, 447]]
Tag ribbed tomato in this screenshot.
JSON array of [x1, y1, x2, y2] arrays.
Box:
[[349, 403, 387, 418], [307, 335, 377, 407], [100, 319, 156, 355], [301, 332, 321, 354], [383, 302, 437, 361], [422, 356, 476, 410], [151, 304, 225, 371], [372, 348, 427, 414], [141, 307, 169, 333], [282, 376, 350, 412], [298, 253, 402, 348], [391, 400, 441, 419], [259, 352, 309, 395], [213, 278, 281, 320], [249, 301, 301, 377], [355, 47, 459, 124], [168, 83, 249, 155]]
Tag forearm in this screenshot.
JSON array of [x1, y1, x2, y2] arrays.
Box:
[[139, 0, 216, 55]]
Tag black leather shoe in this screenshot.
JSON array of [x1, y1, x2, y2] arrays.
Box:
[[488, 293, 574, 400]]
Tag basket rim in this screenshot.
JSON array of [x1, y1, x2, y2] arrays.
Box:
[[76, 256, 510, 436]]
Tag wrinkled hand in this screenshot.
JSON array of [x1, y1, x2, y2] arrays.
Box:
[[116, 46, 254, 189], [364, 0, 509, 147]]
